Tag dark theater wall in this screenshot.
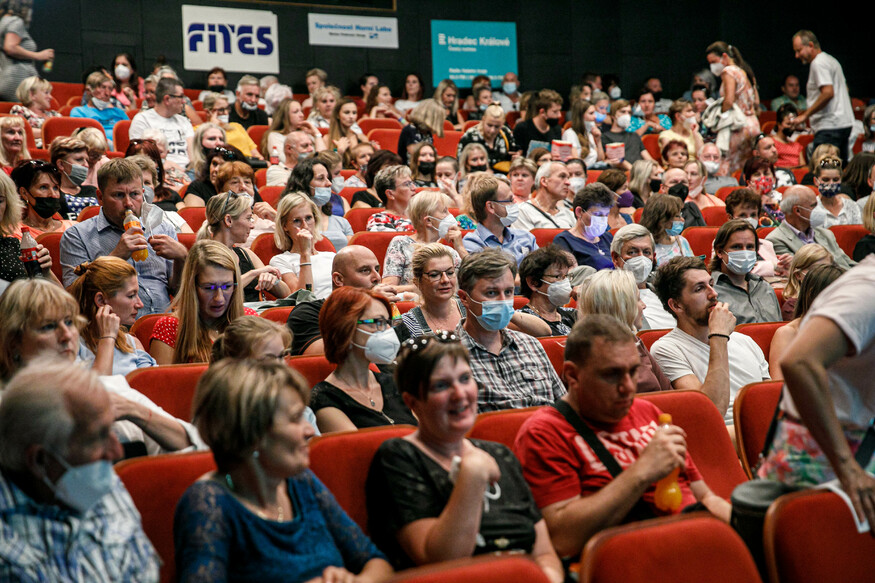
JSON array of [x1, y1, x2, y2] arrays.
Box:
[[32, 0, 871, 102]]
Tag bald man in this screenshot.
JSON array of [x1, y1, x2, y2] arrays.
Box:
[[287, 245, 400, 355], [266, 131, 315, 186]]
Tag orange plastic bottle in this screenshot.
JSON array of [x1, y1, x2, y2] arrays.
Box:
[[124, 210, 149, 262], [653, 413, 683, 512]]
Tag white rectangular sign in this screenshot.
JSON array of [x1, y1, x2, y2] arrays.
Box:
[[182, 5, 279, 74], [307, 13, 399, 49]]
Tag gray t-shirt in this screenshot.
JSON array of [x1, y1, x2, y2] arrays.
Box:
[[0, 15, 38, 101]]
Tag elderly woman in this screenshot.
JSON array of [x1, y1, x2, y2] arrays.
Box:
[[0, 3, 53, 101], [312, 286, 418, 432], [0, 171, 55, 282], [366, 165, 416, 232], [396, 243, 467, 342], [641, 194, 694, 266], [286, 157, 353, 248], [0, 277, 202, 454], [366, 332, 563, 581], [11, 159, 73, 237], [508, 156, 537, 204], [780, 242, 834, 321], [658, 99, 704, 161], [710, 219, 782, 324], [270, 192, 335, 298], [398, 99, 445, 164], [456, 104, 519, 174], [382, 190, 465, 292], [68, 256, 156, 375], [10, 76, 59, 147], [70, 72, 128, 144], [517, 245, 577, 336], [150, 240, 256, 365], [768, 263, 845, 379], [307, 85, 342, 129], [554, 182, 615, 270], [175, 358, 392, 582], [596, 168, 634, 230], [410, 142, 437, 187], [578, 269, 672, 392], [660, 139, 690, 171], [350, 150, 402, 209], [199, 191, 288, 302], [562, 99, 606, 169], [684, 159, 725, 211], [628, 159, 662, 208], [0, 115, 30, 171], [262, 98, 325, 163]]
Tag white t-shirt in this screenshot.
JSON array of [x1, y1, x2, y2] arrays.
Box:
[[266, 164, 292, 187], [807, 51, 854, 132], [782, 255, 875, 427], [640, 287, 677, 330], [129, 109, 194, 166], [269, 250, 335, 299], [561, 128, 598, 167], [512, 200, 575, 231], [651, 327, 770, 424], [811, 196, 863, 228]]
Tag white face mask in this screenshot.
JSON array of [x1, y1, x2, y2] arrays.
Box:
[[702, 160, 720, 175], [616, 114, 632, 129], [743, 217, 759, 230], [623, 255, 653, 284], [710, 62, 726, 77], [498, 202, 519, 227], [331, 175, 345, 194], [43, 451, 115, 514], [217, 114, 230, 124], [687, 184, 703, 198], [91, 97, 112, 111], [353, 327, 401, 364], [114, 64, 131, 81], [569, 177, 586, 194], [609, 86, 622, 99], [428, 214, 457, 239], [584, 120, 596, 132], [583, 214, 608, 238], [725, 250, 757, 275], [313, 186, 331, 207], [538, 278, 573, 307]]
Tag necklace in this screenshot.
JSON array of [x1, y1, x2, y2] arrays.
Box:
[[529, 303, 559, 321], [422, 303, 460, 333], [576, 231, 606, 255], [223, 473, 283, 521], [332, 371, 395, 423]]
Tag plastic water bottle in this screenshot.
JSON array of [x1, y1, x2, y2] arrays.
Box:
[[124, 210, 149, 262], [270, 145, 279, 166], [653, 413, 683, 512], [19, 226, 42, 277]]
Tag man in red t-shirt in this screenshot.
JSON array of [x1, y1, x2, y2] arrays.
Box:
[[513, 314, 731, 558]]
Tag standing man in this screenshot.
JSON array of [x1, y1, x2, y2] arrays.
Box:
[[129, 77, 194, 168], [770, 74, 807, 112], [229, 75, 269, 129], [791, 30, 854, 163], [493, 72, 521, 112]]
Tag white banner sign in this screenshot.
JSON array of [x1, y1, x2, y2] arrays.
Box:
[[182, 5, 279, 73], [307, 13, 399, 49]]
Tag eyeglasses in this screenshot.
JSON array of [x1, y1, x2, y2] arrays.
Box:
[[422, 268, 455, 282], [289, 215, 316, 229], [402, 331, 461, 351], [168, 93, 185, 100], [491, 198, 515, 205], [197, 282, 237, 293], [212, 106, 230, 114], [357, 317, 392, 331], [395, 180, 416, 189]]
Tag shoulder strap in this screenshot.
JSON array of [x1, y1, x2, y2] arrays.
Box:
[[525, 201, 561, 229], [552, 400, 623, 477]]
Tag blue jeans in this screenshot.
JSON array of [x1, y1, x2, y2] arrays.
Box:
[[813, 126, 852, 164]]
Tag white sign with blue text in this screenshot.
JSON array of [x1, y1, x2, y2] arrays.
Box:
[[182, 5, 279, 74], [307, 13, 399, 49]]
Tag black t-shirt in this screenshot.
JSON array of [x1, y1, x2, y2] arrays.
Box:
[[0, 236, 27, 282], [155, 191, 183, 212], [366, 438, 541, 569], [184, 180, 263, 205], [397, 124, 432, 164], [229, 106, 269, 130], [600, 130, 645, 164], [512, 120, 561, 155], [351, 190, 382, 209], [310, 372, 417, 429], [287, 298, 325, 355]]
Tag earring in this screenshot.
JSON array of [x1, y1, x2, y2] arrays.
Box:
[[252, 449, 259, 459]]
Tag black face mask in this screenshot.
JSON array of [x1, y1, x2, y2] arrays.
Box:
[[418, 161, 435, 175], [667, 183, 689, 200], [468, 164, 488, 173], [781, 127, 795, 138], [652, 91, 663, 102], [650, 178, 662, 193], [31, 196, 60, 219], [208, 84, 226, 93], [546, 117, 560, 127]]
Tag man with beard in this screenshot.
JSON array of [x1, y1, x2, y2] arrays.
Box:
[[649, 257, 770, 427]]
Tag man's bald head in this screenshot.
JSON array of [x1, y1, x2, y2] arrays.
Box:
[[331, 245, 381, 289]]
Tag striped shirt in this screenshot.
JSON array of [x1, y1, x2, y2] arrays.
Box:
[[0, 469, 160, 582]]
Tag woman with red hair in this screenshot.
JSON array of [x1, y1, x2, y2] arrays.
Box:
[[311, 286, 417, 433]]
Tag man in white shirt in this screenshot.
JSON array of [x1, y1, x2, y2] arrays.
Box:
[[266, 131, 314, 187], [129, 77, 194, 167], [650, 256, 770, 426], [791, 30, 855, 163], [513, 161, 575, 231], [492, 71, 521, 113], [609, 224, 675, 329]]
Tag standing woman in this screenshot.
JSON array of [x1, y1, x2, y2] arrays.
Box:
[[11, 159, 72, 237], [199, 191, 289, 303], [705, 41, 761, 173], [312, 286, 418, 433], [149, 240, 256, 365], [0, 115, 30, 171], [328, 97, 367, 159], [434, 79, 462, 131], [0, 1, 53, 101], [10, 76, 59, 147]]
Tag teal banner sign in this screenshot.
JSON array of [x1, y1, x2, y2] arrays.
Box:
[[430, 20, 517, 89]]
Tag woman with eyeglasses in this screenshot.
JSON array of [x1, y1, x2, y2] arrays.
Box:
[[311, 286, 417, 433], [811, 156, 862, 228], [382, 190, 465, 294], [517, 246, 577, 336], [10, 159, 73, 237], [270, 192, 335, 299], [365, 332, 563, 581], [200, 191, 289, 302], [149, 240, 257, 365], [396, 243, 466, 343]]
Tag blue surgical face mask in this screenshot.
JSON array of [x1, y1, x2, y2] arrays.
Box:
[[502, 82, 518, 95], [91, 97, 112, 111], [594, 112, 607, 124], [469, 297, 514, 331], [43, 451, 115, 514], [313, 186, 331, 206], [666, 220, 684, 237], [725, 250, 757, 275]]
